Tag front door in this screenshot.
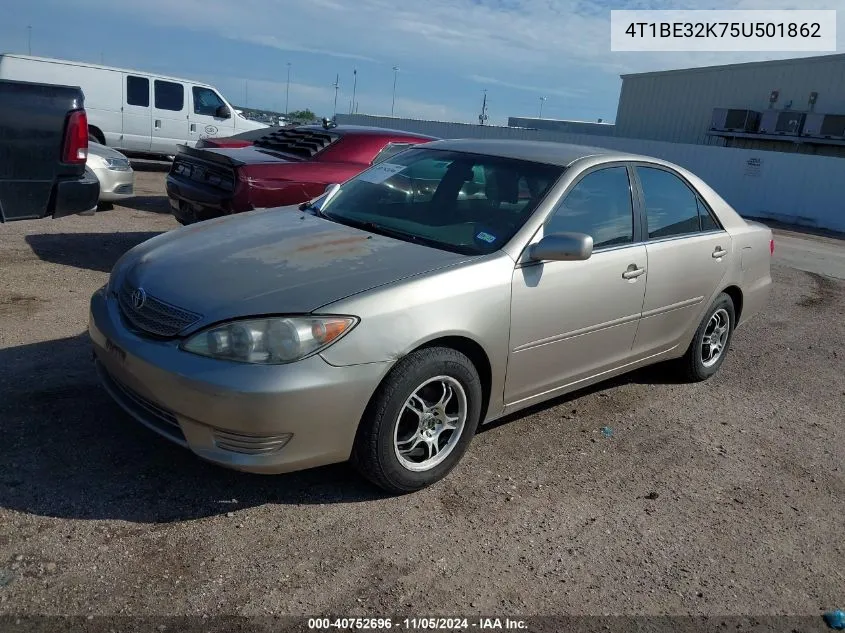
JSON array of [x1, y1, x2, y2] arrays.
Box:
[[188, 86, 236, 148], [151, 79, 188, 155], [121, 74, 151, 152], [630, 165, 732, 356], [506, 165, 647, 406]]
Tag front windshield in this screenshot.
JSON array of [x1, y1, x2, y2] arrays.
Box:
[[319, 148, 564, 255]]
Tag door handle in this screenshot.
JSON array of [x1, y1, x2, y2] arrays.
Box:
[[622, 264, 646, 280], [712, 246, 727, 259], [190, 123, 196, 132], [154, 119, 162, 129]]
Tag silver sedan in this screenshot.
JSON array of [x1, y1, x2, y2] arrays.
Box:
[[86, 142, 134, 207], [89, 140, 773, 492]]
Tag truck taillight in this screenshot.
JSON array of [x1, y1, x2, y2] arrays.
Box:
[[770, 239, 775, 255], [62, 110, 89, 164]]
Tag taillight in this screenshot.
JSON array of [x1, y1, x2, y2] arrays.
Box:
[[62, 110, 89, 164], [769, 239, 775, 255]]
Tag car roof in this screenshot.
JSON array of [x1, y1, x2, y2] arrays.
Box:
[[421, 138, 646, 166], [296, 124, 438, 140]]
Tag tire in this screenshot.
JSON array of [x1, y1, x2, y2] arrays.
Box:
[[680, 293, 736, 382], [88, 128, 105, 145], [351, 347, 483, 493]]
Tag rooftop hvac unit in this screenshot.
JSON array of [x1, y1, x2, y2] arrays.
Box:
[[710, 108, 760, 132], [758, 110, 806, 136], [803, 113, 845, 139]]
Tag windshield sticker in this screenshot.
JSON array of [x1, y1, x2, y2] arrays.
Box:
[[475, 231, 497, 244], [358, 162, 406, 184]]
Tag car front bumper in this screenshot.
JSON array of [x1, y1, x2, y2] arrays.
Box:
[[92, 166, 135, 202], [88, 287, 390, 474]]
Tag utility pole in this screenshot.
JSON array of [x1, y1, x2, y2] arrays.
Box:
[[351, 68, 357, 115], [27, 26, 32, 55], [391, 66, 399, 116], [478, 90, 489, 126], [285, 62, 291, 115], [539, 96, 546, 119], [332, 74, 340, 117]]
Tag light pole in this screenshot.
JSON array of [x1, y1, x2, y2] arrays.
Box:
[[332, 74, 340, 117], [285, 62, 291, 115], [391, 66, 399, 117], [539, 96, 546, 119], [351, 68, 357, 114], [27, 26, 32, 55]]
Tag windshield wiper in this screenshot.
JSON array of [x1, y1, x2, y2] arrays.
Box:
[[324, 215, 442, 248], [299, 201, 327, 218]]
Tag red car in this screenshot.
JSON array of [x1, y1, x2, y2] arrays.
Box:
[[166, 124, 437, 224]]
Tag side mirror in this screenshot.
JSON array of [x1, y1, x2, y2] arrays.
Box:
[[215, 105, 231, 119], [528, 232, 593, 262]]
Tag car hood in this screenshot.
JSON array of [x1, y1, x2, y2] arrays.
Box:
[[118, 208, 471, 329], [89, 142, 130, 161]]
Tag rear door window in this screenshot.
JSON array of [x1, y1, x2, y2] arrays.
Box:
[[154, 80, 184, 111], [637, 167, 701, 239], [126, 76, 149, 107]]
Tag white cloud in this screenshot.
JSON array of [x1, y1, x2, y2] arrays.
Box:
[[70, 0, 845, 121]]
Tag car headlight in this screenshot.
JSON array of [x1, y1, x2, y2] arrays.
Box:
[[104, 157, 132, 171], [181, 316, 358, 364]]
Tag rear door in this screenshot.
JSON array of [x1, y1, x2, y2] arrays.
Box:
[[151, 79, 188, 155], [188, 85, 236, 147], [630, 164, 731, 356], [121, 74, 152, 151]]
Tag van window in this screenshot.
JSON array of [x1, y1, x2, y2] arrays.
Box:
[[154, 80, 184, 111], [192, 87, 226, 116], [126, 76, 149, 107]]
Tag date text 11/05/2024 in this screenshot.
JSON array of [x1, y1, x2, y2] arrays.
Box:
[[307, 617, 529, 630]]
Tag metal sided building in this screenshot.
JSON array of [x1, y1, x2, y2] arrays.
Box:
[[614, 54, 845, 156]]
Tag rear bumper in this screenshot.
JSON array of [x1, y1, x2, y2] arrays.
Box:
[[166, 174, 246, 223], [53, 170, 101, 218]]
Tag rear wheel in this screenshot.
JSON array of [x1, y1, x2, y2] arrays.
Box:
[[351, 347, 482, 493], [680, 293, 735, 382], [88, 127, 105, 145]]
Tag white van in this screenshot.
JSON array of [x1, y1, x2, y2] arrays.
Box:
[[0, 54, 268, 157]]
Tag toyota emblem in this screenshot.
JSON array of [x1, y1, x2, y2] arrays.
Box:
[[131, 287, 147, 310]]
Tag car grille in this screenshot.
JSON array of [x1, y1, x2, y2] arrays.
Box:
[[171, 158, 235, 192], [117, 281, 202, 338], [97, 363, 187, 444]]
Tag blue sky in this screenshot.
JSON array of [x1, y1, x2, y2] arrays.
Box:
[[2, 0, 843, 125]]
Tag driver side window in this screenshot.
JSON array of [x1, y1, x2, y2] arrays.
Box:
[[192, 86, 225, 117], [545, 166, 634, 250]]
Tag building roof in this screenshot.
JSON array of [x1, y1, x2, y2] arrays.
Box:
[[424, 138, 641, 166], [620, 53, 845, 80]]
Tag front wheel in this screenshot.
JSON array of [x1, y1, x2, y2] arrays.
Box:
[[351, 347, 482, 493], [680, 293, 736, 382]]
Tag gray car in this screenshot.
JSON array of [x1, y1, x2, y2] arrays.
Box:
[[86, 142, 134, 207], [89, 140, 773, 492]]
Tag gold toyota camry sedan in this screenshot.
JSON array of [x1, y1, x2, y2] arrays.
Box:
[[89, 139, 773, 493]]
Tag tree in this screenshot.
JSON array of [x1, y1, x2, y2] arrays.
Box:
[[287, 109, 316, 122]]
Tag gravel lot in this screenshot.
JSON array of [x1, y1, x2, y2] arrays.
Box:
[[1, 168, 843, 620]]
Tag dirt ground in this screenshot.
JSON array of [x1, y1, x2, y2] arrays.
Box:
[[0, 169, 843, 621]]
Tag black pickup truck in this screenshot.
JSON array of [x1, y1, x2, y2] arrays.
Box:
[[0, 78, 99, 222]]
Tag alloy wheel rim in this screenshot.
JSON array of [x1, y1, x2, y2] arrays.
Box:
[[701, 308, 730, 368], [393, 375, 467, 472]]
